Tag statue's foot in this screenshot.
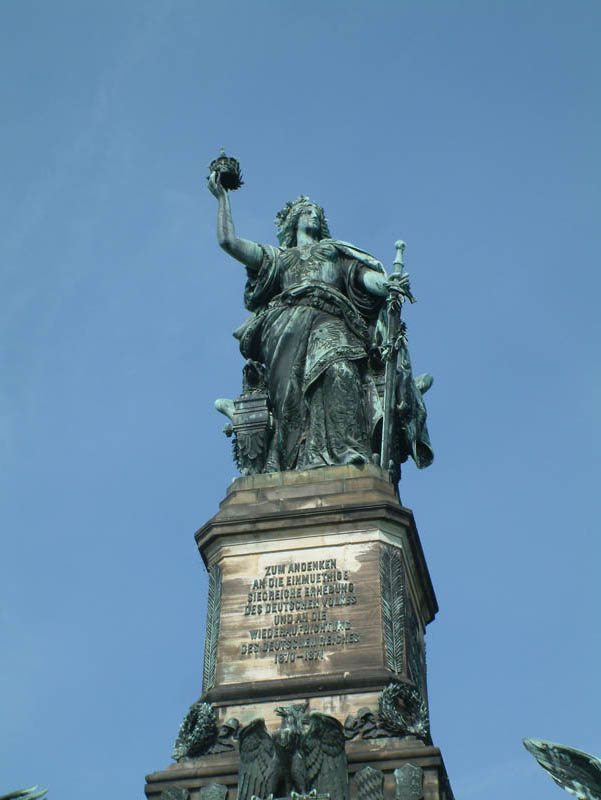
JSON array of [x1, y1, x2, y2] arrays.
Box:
[[301, 449, 367, 470], [339, 449, 368, 466]]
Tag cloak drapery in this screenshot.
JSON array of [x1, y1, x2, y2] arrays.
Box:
[[232, 239, 432, 473]]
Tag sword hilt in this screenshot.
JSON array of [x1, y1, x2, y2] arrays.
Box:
[[393, 240, 406, 272], [390, 239, 415, 303]]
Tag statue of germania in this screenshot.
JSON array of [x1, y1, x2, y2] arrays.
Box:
[[208, 154, 433, 483]]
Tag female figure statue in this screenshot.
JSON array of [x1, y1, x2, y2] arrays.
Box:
[[208, 173, 430, 475]]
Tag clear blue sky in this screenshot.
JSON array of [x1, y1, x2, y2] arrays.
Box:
[[1, 1, 600, 798]]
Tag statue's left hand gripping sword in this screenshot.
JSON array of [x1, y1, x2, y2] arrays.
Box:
[[380, 240, 415, 478]]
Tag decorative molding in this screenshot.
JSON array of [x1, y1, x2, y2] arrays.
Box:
[[378, 682, 430, 742], [380, 545, 405, 674], [199, 784, 228, 800], [172, 701, 218, 761], [202, 564, 222, 693], [160, 789, 190, 800], [356, 766, 384, 800], [394, 764, 424, 800], [344, 707, 392, 741], [210, 718, 239, 753], [405, 592, 426, 697]]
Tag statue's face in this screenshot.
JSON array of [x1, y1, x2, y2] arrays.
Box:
[[297, 204, 321, 236]]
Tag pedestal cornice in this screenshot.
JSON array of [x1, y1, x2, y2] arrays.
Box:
[[195, 465, 438, 624]]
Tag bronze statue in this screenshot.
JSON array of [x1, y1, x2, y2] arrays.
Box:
[[237, 705, 347, 800], [208, 154, 433, 482], [0, 789, 47, 800], [524, 738, 601, 800]]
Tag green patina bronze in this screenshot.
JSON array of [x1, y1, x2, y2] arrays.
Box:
[[209, 154, 433, 483], [237, 704, 348, 800], [0, 789, 47, 800], [523, 739, 601, 800]]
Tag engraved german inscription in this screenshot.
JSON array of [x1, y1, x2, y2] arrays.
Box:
[[239, 559, 360, 663]]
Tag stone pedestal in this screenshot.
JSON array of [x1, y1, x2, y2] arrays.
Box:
[[145, 465, 454, 800]]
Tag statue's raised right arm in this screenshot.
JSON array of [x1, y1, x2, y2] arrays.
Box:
[[208, 172, 263, 271]]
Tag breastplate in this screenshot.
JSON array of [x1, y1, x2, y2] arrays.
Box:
[[280, 244, 342, 291]]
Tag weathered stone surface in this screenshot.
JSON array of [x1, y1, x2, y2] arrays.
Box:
[[145, 467, 454, 800], [160, 788, 190, 800], [356, 765, 384, 800], [394, 764, 424, 800], [198, 784, 227, 800], [193, 466, 435, 718], [146, 737, 452, 800]]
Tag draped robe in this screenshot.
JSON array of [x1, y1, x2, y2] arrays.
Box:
[[234, 239, 385, 471]]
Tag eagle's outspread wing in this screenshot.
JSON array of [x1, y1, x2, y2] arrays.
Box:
[[302, 712, 348, 800], [1, 790, 47, 800], [237, 719, 277, 800], [524, 738, 601, 800]]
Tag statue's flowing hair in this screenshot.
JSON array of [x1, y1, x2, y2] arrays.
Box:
[[274, 196, 331, 247]]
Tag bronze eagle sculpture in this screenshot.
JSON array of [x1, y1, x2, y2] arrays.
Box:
[[237, 704, 348, 800], [1, 789, 47, 800], [524, 738, 601, 800]]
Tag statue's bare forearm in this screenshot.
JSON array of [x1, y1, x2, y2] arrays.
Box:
[[361, 268, 412, 300], [361, 270, 388, 297], [216, 192, 263, 270]]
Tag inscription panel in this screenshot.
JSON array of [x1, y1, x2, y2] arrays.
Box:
[[214, 541, 384, 684]]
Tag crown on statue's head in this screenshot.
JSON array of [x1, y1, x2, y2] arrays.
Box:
[[274, 196, 330, 246], [274, 196, 313, 228]]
